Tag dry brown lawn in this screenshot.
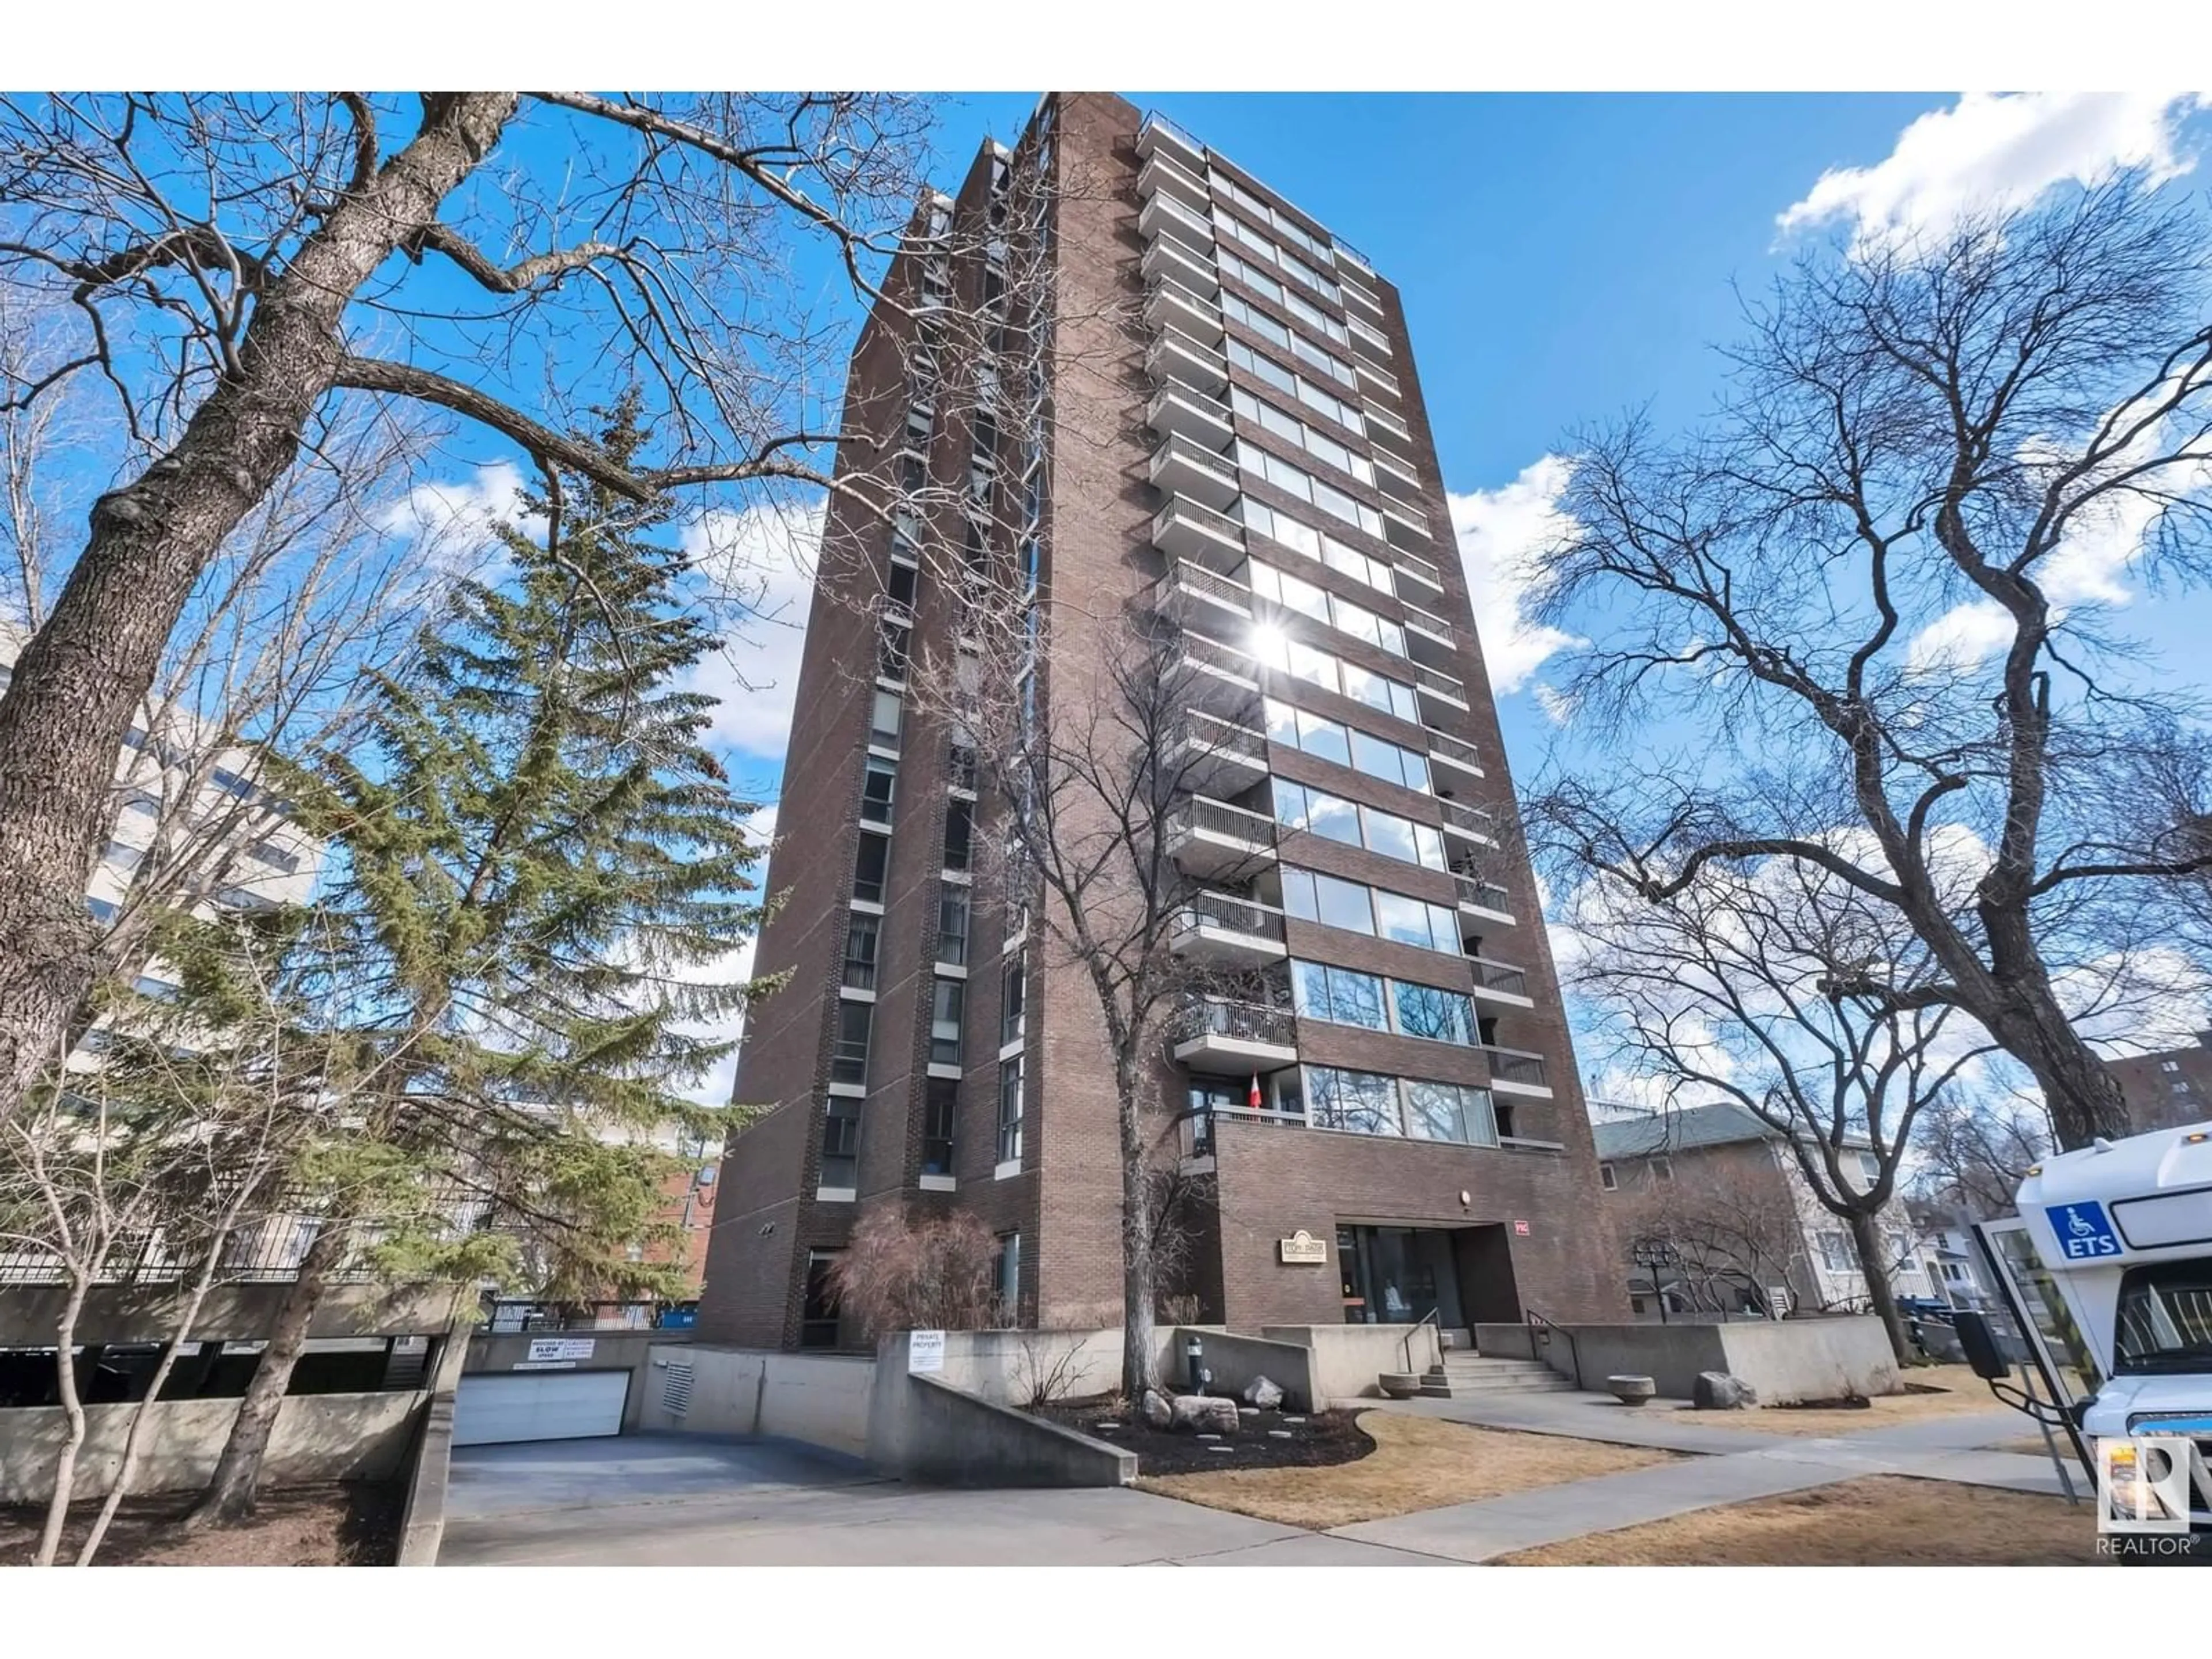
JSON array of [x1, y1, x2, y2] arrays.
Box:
[[1498, 1475, 2103, 1566], [1669, 1363, 2008, 1437], [1137, 1410, 1677, 1531]]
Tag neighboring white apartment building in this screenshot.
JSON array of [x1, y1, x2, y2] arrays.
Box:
[[1589, 1097, 1929, 1318], [0, 625, 323, 1046]]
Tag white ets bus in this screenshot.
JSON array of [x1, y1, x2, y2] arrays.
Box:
[[1962, 1119, 2212, 1554]]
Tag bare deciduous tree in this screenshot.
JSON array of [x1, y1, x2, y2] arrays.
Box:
[[0, 91, 946, 1122], [1613, 1154, 1807, 1318], [1527, 176, 2212, 1152], [1566, 857, 1993, 1359]]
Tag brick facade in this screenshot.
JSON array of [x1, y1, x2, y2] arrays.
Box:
[[695, 92, 1626, 1352]]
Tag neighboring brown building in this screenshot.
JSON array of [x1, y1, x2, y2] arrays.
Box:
[[2107, 1031, 2212, 1134], [696, 93, 1625, 1354]]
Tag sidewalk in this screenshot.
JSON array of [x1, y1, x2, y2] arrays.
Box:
[[1330, 1392, 2077, 1562]]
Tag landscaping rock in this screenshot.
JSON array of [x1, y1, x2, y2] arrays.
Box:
[[1692, 1370, 1758, 1411], [1141, 1388, 1173, 1429], [1607, 1373, 1657, 1407], [1170, 1393, 1241, 1434], [1268, 1429, 1293, 1440], [1242, 1374, 1285, 1411]]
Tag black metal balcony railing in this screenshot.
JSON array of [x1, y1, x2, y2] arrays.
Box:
[[1181, 889, 1286, 942], [1402, 599, 1453, 640], [1177, 998, 1296, 1049], [1174, 710, 1267, 766], [1392, 548, 1444, 592], [1455, 872, 1514, 914], [1483, 1046, 1548, 1088], [1440, 798, 1499, 838], [1426, 728, 1482, 771], [1413, 661, 1467, 703], [1469, 957, 1529, 998], [1175, 795, 1279, 847]]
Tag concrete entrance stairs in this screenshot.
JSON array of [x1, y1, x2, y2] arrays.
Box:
[[1414, 1352, 1577, 1399]]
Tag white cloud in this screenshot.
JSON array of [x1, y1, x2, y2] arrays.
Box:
[[680, 499, 827, 760], [1446, 456, 1586, 695], [374, 461, 533, 575], [1905, 599, 2015, 675], [1779, 92, 2206, 252]]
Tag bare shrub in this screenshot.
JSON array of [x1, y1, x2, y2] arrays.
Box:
[[1156, 1293, 1204, 1327], [828, 1208, 999, 1338]]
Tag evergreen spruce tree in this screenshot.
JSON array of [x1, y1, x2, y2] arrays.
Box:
[[190, 399, 771, 1524]]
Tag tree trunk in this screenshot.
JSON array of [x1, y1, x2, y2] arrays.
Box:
[[182, 1215, 347, 1528], [32, 1279, 92, 1567], [1975, 985, 2133, 1151], [1116, 1069, 1161, 1401], [0, 93, 518, 1128], [1844, 1209, 1912, 1366], [75, 1224, 237, 1564]]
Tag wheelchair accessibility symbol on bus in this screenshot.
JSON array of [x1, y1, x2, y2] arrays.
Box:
[[2047, 1201, 2123, 1260]]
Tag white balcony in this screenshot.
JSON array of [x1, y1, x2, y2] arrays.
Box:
[[1145, 281, 1226, 344], [1402, 601, 1456, 667], [1414, 661, 1469, 715], [1391, 549, 1445, 600], [1142, 236, 1218, 296], [1146, 384, 1236, 452], [1150, 495, 1247, 571], [1172, 633, 1264, 714], [1438, 798, 1499, 846], [1467, 956, 1535, 1009], [1166, 795, 1278, 880], [1153, 559, 1252, 630], [1146, 328, 1229, 397], [1425, 726, 1485, 781], [1147, 430, 1238, 511], [1483, 1044, 1553, 1099], [1172, 998, 1298, 1069], [1139, 191, 1217, 254], [1164, 709, 1270, 796], [1137, 112, 1207, 173], [1137, 151, 1212, 214], [1171, 891, 1288, 967], [1454, 870, 1516, 924]]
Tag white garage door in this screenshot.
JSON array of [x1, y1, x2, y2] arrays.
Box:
[[454, 1370, 630, 1446]]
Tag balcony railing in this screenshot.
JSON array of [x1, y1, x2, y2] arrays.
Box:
[[1140, 191, 1218, 253], [1172, 794, 1278, 849], [1439, 798, 1499, 841], [1153, 559, 1252, 620], [1426, 727, 1482, 772], [1137, 150, 1211, 213], [1146, 278, 1226, 344], [1482, 1045, 1549, 1090], [1179, 889, 1286, 944], [1402, 599, 1452, 643], [1176, 997, 1297, 1051], [1147, 429, 1240, 509], [1146, 382, 1236, 449], [1468, 956, 1530, 998], [1142, 236, 1219, 296], [1151, 495, 1248, 569], [1146, 327, 1230, 396], [1175, 708, 1267, 764], [1138, 112, 1207, 171], [1455, 872, 1513, 914], [1392, 549, 1444, 596], [1414, 662, 1468, 707]]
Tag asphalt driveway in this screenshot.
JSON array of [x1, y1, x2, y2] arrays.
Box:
[[438, 1433, 1444, 1567]]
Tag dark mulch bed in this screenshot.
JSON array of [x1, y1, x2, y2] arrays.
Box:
[[1779, 1395, 1874, 1412], [1035, 1394, 1375, 1478], [0, 1481, 402, 1567]]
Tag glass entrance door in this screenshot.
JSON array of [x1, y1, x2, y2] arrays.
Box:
[[1336, 1225, 1463, 1325]]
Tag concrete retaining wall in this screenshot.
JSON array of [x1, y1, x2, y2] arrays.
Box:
[[1259, 1323, 1442, 1401], [0, 1391, 425, 1504], [0, 1282, 466, 1346], [1171, 1328, 1315, 1411], [866, 1373, 1132, 1487], [1509, 1316, 1902, 1403], [632, 1344, 876, 1456]]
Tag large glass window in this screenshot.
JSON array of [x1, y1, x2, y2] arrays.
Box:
[[1279, 868, 1460, 958], [1310, 1067, 1402, 1136], [1390, 979, 1475, 1046], [942, 798, 974, 872], [1001, 952, 1027, 1047], [1293, 960, 1388, 1031], [997, 1057, 1025, 1162], [820, 1102, 860, 1190], [1251, 636, 1420, 724], [937, 885, 971, 967], [923, 1078, 958, 1177], [801, 1248, 845, 1348], [1403, 1080, 1468, 1143], [870, 688, 904, 749], [842, 914, 880, 991], [930, 977, 965, 1067], [860, 757, 897, 825], [853, 835, 890, 906], [831, 999, 874, 1087]]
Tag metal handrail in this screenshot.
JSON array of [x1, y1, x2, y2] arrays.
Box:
[[1483, 1045, 1549, 1088], [1525, 1308, 1581, 1388], [1401, 1306, 1441, 1376]]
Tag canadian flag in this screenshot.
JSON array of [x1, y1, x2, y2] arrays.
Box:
[[1248, 1074, 1263, 1111]]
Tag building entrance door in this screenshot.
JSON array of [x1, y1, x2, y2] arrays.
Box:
[[1336, 1225, 1465, 1326]]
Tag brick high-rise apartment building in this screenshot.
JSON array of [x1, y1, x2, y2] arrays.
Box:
[[697, 93, 1626, 1351]]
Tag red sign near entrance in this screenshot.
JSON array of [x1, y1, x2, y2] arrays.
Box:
[[1513, 1219, 1530, 1236]]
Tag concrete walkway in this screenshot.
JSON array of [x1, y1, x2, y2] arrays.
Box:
[[441, 1434, 1451, 1567], [1330, 1392, 2079, 1562]]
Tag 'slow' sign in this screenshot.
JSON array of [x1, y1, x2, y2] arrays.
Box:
[[527, 1337, 596, 1363]]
